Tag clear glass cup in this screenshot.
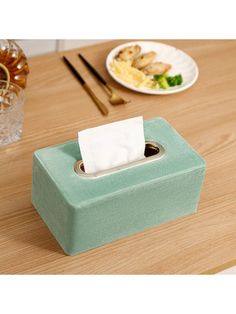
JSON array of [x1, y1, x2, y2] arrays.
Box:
[[0, 80, 25, 146]]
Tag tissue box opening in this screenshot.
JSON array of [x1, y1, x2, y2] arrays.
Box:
[[74, 141, 165, 178]]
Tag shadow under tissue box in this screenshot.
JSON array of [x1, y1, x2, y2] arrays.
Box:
[[32, 117, 205, 256]]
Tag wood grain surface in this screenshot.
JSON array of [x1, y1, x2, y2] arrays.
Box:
[[0, 40, 235, 274]]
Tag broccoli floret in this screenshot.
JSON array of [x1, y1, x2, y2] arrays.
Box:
[[153, 74, 169, 89], [153, 74, 168, 81], [153, 73, 183, 89], [167, 74, 183, 86], [176, 74, 183, 85], [158, 76, 169, 89]]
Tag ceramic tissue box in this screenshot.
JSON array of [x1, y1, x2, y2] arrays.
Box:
[[32, 117, 205, 255]]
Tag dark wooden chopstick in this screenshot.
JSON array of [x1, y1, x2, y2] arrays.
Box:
[[78, 53, 128, 106], [62, 56, 109, 116], [78, 53, 107, 86]]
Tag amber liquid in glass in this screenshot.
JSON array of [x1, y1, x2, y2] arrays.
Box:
[[0, 41, 29, 89]]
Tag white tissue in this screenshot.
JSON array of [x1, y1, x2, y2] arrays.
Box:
[[78, 116, 145, 174]]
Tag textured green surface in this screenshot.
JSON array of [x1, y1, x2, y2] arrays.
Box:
[[32, 117, 205, 255]]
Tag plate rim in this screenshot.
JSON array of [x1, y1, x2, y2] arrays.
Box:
[[105, 41, 199, 95]]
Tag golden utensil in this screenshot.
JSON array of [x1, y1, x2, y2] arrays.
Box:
[[78, 53, 129, 106], [63, 56, 108, 116]]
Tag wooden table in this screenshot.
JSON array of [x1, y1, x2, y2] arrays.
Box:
[[0, 40, 235, 274]]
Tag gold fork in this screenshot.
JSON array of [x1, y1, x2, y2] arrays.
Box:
[[78, 53, 129, 106]]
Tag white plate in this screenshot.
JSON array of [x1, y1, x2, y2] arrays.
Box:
[[106, 41, 199, 95]]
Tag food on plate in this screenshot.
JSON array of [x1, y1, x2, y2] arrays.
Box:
[[110, 59, 156, 88], [155, 75, 169, 90], [153, 74, 183, 89], [116, 45, 141, 61], [132, 51, 156, 69], [166, 74, 183, 86], [142, 62, 171, 75], [111, 44, 183, 90]]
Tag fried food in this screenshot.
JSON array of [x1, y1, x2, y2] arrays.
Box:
[[110, 59, 153, 88], [142, 62, 172, 75], [116, 45, 141, 62], [132, 51, 156, 69]]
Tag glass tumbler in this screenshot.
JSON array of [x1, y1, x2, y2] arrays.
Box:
[[0, 80, 25, 146]]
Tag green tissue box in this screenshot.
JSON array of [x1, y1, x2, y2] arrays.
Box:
[[32, 117, 205, 256]]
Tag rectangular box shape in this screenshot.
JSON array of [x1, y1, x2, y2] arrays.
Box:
[[32, 117, 205, 255]]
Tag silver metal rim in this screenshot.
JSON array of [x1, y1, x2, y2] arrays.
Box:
[[74, 140, 165, 179]]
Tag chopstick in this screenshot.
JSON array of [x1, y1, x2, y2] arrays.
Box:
[[78, 53, 129, 106], [62, 56, 109, 116], [78, 53, 107, 85]]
